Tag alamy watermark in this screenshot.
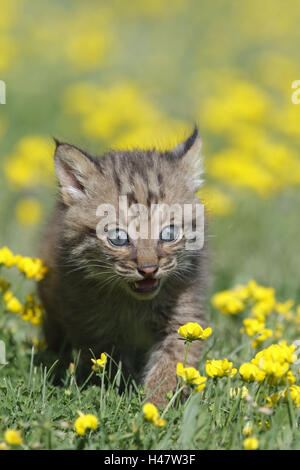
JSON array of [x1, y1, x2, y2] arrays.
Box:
[[95, 196, 205, 250], [0, 80, 6, 104]]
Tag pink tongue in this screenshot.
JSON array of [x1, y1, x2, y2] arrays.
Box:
[[137, 278, 156, 287]]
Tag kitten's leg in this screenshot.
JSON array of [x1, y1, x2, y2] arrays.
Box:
[[142, 332, 202, 407]]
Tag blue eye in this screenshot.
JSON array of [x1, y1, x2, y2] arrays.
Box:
[[107, 229, 129, 247], [160, 225, 179, 242]]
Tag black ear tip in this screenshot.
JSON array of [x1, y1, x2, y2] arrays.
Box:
[[192, 124, 199, 138], [184, 125, 200, 153], [53, 137, 61, 149]]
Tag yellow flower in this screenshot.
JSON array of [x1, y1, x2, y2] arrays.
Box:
[[142, 403, 166, 427], [275, 300, 294, 320], [198, 186, 234, 216], [15, 197, 42, 226], [252, 342, 297, 367], [286, 385, 300, 407], [3, 291, 23, 314], [64, 30, 112, 69], [251, 328, 273, 348], [0, 246, 48, 281], [0, 246, 17, 267], [235, 342, 297, 388], [205, 359, 237, 378], [91, 353, 107, 372], [4, 429, 23, 446], [239, 363, 266, 382], [178, 322, 212, 341], [4, 135, 54, 188], [251, 299, 275, 318], [17, 256, 48, 281], [211, 290, 245, 315], [176, 363, 207, 391], [241, 318, 265, 337], [243, 437, 259, 450], [74, 412, 98, 435], [247, 280, 275, 303]]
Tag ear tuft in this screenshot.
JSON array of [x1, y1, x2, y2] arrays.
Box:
[[173, 127, 204, 191], [52, 137, 61, 149], [173, 126, 200, 159]]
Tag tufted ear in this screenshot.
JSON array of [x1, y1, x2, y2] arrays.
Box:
[[172, 127, 204, 191], [54, 141, 98, 205]]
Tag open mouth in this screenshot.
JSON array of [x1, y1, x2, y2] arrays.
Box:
[[129, 278, 160, 295]]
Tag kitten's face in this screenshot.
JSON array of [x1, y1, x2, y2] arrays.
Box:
[[55, 129, 204, 300]]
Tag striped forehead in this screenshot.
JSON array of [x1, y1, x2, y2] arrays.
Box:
[[108, 151, 166, 207]]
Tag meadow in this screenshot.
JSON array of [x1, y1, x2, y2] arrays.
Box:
[[1, 0, 300, 451]]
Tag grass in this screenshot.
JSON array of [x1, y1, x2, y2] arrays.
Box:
[[1, 327, 300, 450]]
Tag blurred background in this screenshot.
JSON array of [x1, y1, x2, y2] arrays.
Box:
[[1, 0, 300, 301]]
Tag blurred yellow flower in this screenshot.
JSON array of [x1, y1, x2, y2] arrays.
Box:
[[211, 290, 245, 315], [3, 291, 23, 314], [243, 437, 259, 450], [142, 403, 166, 427], [63, 82, 188, 150], [202, 79, 269, 133], [251, 328, 273, 349], [198, 186, 234, 216], [74, 412, 98, 435], [15, 197, 42, 226], [4, 136, 54, 188], [275, 300, 294, 320], [21, 294, 44, 326], [0, 34, 16, 70], [4, 429, 23, 446], [0, 246, 17, 267], [17, 256, 48, 281], [241, 318, 266, 337], [287, 385, 300, 407], [239, 363, 266, 382], [205, 359, 237, 378], [64, 30, 111, 69], [252, 341, 297, 367]]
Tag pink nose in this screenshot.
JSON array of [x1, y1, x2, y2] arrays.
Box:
[[138, 264, 158, 276]]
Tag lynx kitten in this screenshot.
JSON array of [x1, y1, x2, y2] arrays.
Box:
[[38, 128, 208, 406]]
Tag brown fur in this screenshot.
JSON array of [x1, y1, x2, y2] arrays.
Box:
[[38, 128, 209, 406]]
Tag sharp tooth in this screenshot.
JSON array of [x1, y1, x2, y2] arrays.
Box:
[[134, 282, 139, 288]]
